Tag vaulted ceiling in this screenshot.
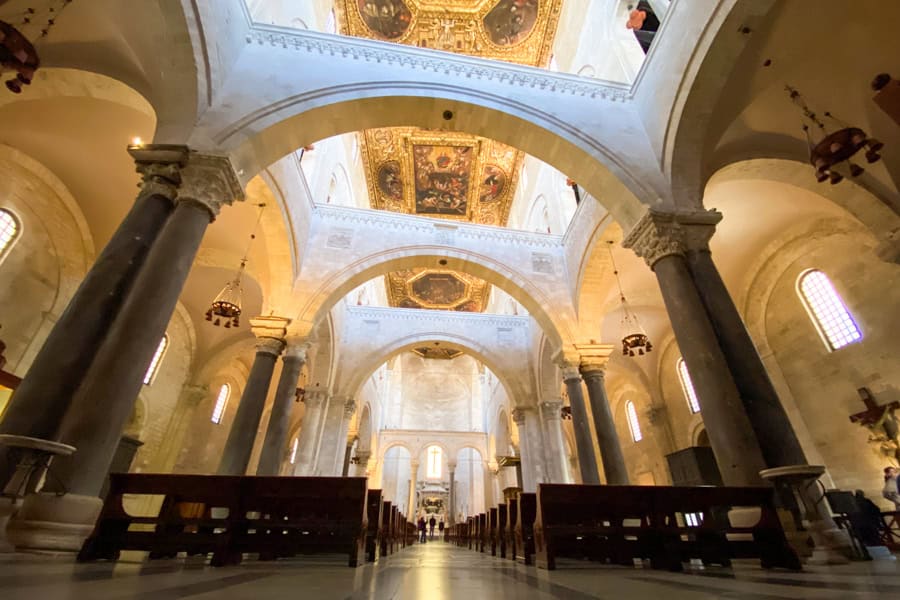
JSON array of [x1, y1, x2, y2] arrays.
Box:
[[336, 0, 562, 312]]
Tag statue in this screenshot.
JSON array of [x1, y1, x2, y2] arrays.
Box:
[[849, 387, 900, 463]]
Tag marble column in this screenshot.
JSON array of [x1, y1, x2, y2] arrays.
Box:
[[623, 210, 767, 486], [482, 460, 496, 509], [218, 318, 288, 475], [408, 459, 419, 519], [0, 145, 184, 485], [448, 461, 457, 524], [256, 341, 308, 476], [9, 153, 243, 552], [559, 364, 601, 484], [679, 213, 807, 468], [292, 391, 327, 476], [580, 360, 630, 485], [539, 400, 568, 483]]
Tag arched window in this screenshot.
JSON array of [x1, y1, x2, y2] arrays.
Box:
[[0, 209, 21, 261], [677, 358, 701, 414], [289, 437, 299, 464], [211, 383, 230, 424], [426, 445, 442, 479], [143, 335, 168, 385], [796, 269, 862, 351], [625, 400, 642, 442]]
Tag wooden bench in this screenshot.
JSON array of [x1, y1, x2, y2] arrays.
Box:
[[533, 484, 802, 572], [78, 474, 368, 567], [379, 501, 393, 556], [506, 497, 518, 560], [488, 508, 498, 556], [515, 493, 536, 565], [365, 489, 383, 562], [495, 503, 508, 558], [883, 511, 900, 550], [478, 513, 487, 552]]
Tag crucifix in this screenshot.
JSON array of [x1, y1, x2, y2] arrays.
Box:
[[849, 387, 900, 462]]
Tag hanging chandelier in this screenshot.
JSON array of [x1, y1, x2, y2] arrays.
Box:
[[0, 1, 73, 93], [786, 85, 883, 185], [606, 241, 652, 357], [205, 203, 266, 328]]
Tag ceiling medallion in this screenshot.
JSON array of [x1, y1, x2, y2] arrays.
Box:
[[606, 241, 652, 357], [786, 86, 883, 185]]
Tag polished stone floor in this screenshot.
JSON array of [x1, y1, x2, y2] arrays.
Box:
[[1, 542, 898, 599]]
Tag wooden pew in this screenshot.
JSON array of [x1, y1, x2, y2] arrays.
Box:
[[489, 508, 499, 556], [506, 497, 518, 560], [380, 501, 393, 557], [365, 489, 383, 562], [532, 484, 802, 572], [467, 516, 475, 550], [496, 503, 508, 558], [78, 474, 368, 567], [478, 513, 487, 552], [515, 493, 536, 565]]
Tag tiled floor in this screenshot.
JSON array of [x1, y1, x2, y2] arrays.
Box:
[[1, 542, 898, 599]]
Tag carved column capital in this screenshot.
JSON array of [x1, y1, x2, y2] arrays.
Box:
[[177, 152, 244, 221], [579, 361, 608, 381], [511, 407, 533, 425], [355, 450, 372, 462], [558, 364, 582, 383], [622, 209, 722, 267], [283, 338, 311, 362], [304, 390, 328, 408], [343, 397, 357, 418], [129, 144, 189, 204], [410, 459, 420, 469], [447, 460, 457, 472], [539, 400, 564, 421], [250, 316, 290, 356]]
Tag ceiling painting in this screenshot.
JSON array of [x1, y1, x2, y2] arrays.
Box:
[[336, 1, 561, 313], [388, 269, 487, 312], [412, 347, 465, 360], [339, 1, 561, 66]]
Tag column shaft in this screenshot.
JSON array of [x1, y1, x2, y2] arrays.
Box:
[[0, 158, 180, 484], [256, 351, 305, 475], [50, 199, 214, 497], [581, 367, 630, 485], [562, 371, 601, 484], [218, 340, 283, 475], [653, 254, 767, 485], [448, 466, 456, 524], [292, 393, 326, 475], [685, 249, 807, 468], [540, 401, 568, 483], [408, 460, 419, 519]]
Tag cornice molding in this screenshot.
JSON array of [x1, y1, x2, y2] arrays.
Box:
[[245, 26, 631, 103], [345, 305, 529, 329], [314, 204, 564, 250]]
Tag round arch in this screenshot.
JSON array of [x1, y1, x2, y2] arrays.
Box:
[[298, 249, 572, 349], [213, 91, 655, 229], [338, 333, 527, 405]]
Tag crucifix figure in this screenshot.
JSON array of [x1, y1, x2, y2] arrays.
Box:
[[849, 387, 900, 463]]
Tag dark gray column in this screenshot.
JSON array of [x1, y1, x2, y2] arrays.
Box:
[[684, 241, 807, 468], [47, 153, 243, 498], [256, 342, 307, 476], [560, 365, 601, 484], [218, 325, 287, 475], [0, 146, 184, 485], [580, 364, 629, 485], [623, 211, 767, 486], [448, 462, 456, 524], [539, 400, 568, 483]]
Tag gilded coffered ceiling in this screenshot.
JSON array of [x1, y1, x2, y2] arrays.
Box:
[[336, 1, 562, 313]]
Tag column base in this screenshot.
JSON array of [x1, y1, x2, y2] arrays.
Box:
[[760, 465, 853, 565], [6, 492, 103, 553]]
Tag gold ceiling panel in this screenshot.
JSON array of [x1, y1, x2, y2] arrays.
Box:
[[336, 2, 561, 312], [363, 127, 521, 227], [337, 1, 562, 67]]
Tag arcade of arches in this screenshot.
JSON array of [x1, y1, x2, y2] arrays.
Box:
[[0, 0, 899, 596]]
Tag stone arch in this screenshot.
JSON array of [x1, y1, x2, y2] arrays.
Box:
[[339, 333, 526, 406], [300, 249, 571, 349], [213, 88, 655, 228]]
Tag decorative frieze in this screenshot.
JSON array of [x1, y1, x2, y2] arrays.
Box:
[[245, 27, 631, 103], [345, 305, 528, 330]]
